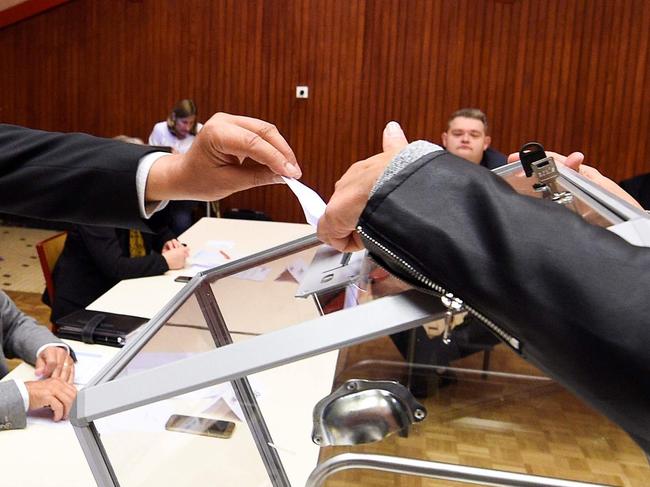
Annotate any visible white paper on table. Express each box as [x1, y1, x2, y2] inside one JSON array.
[[206, 240, 236, 250], [233, 266, 271, 281], [26, 349, 115, 427], [188, 249, 229, 268], [93, 383, 247, 434], [286, 258, 307, 282], [116, 352, 263, 422], [282, 177, 326, 226], [218, 377, 264, 422], [188, 240, 238, 269], [73, 349, 115, 385]]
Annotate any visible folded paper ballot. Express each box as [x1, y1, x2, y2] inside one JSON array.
[[282, 176, 326, 226]]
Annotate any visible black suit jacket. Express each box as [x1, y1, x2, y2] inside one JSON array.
[[49, 211, 176, 322], [0, 124, 168, 230]]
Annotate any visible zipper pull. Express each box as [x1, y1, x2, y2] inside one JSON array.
[[440, 293, 464, 345]]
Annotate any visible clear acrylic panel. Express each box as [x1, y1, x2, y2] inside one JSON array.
[[75, 236, 649, 486], [497, 162, 619, 228]]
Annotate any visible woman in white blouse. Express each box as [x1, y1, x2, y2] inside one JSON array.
[[149, 99, 203, 233]]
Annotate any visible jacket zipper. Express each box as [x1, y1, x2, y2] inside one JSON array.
[[357, 225, 521, 352]]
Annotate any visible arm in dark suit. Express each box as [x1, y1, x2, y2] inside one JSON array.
[[77, 226, 169, 281], [50, 225, 171, 322], [147, 207, 178, 250], [0, 124, 166, 229]]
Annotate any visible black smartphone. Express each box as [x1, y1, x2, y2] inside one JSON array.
[[165, 414, 235, 439], [174, 275, 192, 283]]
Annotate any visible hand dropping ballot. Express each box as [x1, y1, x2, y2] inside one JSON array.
[[282, 176, 326, 226]]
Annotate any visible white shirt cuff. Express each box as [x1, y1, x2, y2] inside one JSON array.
[[137, 152, 171, 218], [12, 379, 29, 412]]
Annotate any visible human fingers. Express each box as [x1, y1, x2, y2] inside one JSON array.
[[196, 163, 284, 200], [318, 152, 393, 251], [55, 382, 76, 420], [202, 113, 301, 178], [163, 247, 188, 269], [34, 355, 45, 377], [47, 381, 76, 421], [26, 379, 77, 420], [65, 363, 75, 384], [163, 239, 181, 251], [382, 121, 408, 152], [578, 164, 643, 209], [36, 347, 65, 378], [561, 151, 585, 172]]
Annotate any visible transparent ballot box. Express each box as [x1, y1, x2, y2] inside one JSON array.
[[71, 158, 650, 487]]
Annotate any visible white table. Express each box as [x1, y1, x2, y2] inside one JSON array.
[[2, 218, 339, 487]]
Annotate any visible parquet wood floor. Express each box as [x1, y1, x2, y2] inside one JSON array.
[[319, 337, 650, 486]]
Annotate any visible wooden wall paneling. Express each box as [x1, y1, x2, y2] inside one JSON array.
[[1, 0, 649, 223], [504, 0, 529, 153], [622, 0, 650, 179]]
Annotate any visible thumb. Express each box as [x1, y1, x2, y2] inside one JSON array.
[[563, 151, 585, 172], [382, 121, 408, 153], [34, 355, 45, 376]]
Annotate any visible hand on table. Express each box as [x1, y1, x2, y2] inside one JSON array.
[[163, 245, 190, 269], [34, 346, 74, 384], [25, 378, 77, 421], [146, 112, 303, 203], [163, 238, 184, 251], [317, 121, 407, 252]]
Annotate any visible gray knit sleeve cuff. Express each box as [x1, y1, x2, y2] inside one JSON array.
[[370, 141, 443, 196]]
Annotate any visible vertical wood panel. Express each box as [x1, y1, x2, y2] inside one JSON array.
[[1, 0, 649, 222]]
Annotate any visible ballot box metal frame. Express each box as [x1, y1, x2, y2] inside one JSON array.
[[70, 161, 646, 487]]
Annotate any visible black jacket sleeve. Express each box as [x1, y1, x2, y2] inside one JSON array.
[[0, 124, 167, 230], [78, 226, 169, 281], [358, 150, 650, 453]]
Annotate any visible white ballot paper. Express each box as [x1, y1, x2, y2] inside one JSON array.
[[282, 176, 326, 226]]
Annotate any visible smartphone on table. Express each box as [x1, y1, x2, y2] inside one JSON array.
[[165, 414, 235, 439]]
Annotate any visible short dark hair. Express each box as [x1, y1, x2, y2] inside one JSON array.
[[167, 99, 199, 136], [447, 108, 489, 134]]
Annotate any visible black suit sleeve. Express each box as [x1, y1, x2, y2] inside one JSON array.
[[359, 150, 650, 453], [0, 124, 168, 229], [147, 208, 177, 250], [77, 226, 169, 281]]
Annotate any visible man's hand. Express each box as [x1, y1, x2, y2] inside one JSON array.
[[508, 151, 643, 209], [163, 246, 189, 269], [162, 239, 183, 251], [25, 378, 77, 421], [317, 121, 408, 252], [34, 346, 74, 384], [146, 113, 302, 202]]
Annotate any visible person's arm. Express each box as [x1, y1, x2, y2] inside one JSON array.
[[318, 126, 650, 453], [77, 226, 170, 280], [148, 208, 178, 249], [145, 112, 301, 202], [0, 291, 75, 429], [0, 124, 162, 229], [506, 150, 643, 209], [1, 113, 301, 229], [1, 291, 63, 365]]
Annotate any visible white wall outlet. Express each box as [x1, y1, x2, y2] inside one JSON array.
[[296, 86, 309, 99]]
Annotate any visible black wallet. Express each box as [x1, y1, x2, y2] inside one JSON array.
[[56, 310, 147, 347]]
